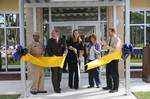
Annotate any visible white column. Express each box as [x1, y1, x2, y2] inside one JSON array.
[[125, 0, 131, 95], [4, 14, 8, 72], [98, 6, 100, 21], [113, 5, 117, 30], [19, 0, 26, 97], [33, 7, 37, 32], [49, 8, 52, 38], [144, 11, 146, 46]]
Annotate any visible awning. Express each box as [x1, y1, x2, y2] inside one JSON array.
[[25, 0, 124, 3], [24, 0, 124, 7]]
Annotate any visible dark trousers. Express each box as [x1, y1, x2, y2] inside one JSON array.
[[68, 61, 79, 89], [0, 63, 1, 71], [106, 60, 119, 90], [51, 67, 62, 92], [88, 60, 100, 87], [0, 53, 2, 71], [63, 58, 68, 72]]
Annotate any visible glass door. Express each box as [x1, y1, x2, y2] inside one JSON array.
[[51, 23, 74, 39], [75, 23, 99, 71], [75, 23, 99, 41], [50, 22, 99, 72]]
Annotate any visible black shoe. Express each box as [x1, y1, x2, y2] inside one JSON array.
[[74, 87, 79, 90], [38, 90, 47, 93], [109, 89, 118, 93], [102, 87, 111, 90], [63, 70, 67, 73], [30, 91, 38, 95], [87, 86, 94, 88], [69, 86, 73, 89], [55, 90, 61, 93], [96, 85, 100, 88]]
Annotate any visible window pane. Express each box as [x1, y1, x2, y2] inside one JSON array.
[[24, 13, 27, 26], [6, 28, 20, 70], [6, 14, 19, 27], [51, 7, 98, 21], [100, 7, 107, 21], [54, 26, 72, 41], [130, 26, 144, 63], [130, 11, 144, 24], [146, 25, 150, 46], [43, 24, 49, 46], [43, 8, 49, 23], [100, 22, 107, 40], [146, 11, 150, 24], [78, 26, 96, 36], [0, 29, 5, 71], [130, 26, 144, 47], [0, 14, 5, 27]]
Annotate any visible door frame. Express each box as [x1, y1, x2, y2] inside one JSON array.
[[50, 21, 100, 40]]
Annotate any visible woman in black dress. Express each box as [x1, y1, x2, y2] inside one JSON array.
[[67, 29, 84, 89]]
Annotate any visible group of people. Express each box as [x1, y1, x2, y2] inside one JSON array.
[[28, 28, 122, 95]]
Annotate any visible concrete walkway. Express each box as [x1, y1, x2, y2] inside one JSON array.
[[1, 73, 149, 99]]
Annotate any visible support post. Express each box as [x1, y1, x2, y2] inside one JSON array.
[[125, 0, 131, 95], [19, 0, 26, 97]]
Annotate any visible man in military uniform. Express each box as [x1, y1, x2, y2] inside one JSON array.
[[103, 28, 122, 93], [28, 32, 47, 95]]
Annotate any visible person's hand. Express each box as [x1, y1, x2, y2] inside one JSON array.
[[63, 50, 68, 56], [79, 50, 84, 57], [69, 46, 73, 50], [94, 48, 100, 54], [69, 46, 77, 54], [73, 48, 77, 54], [102, 41, 108, 49]]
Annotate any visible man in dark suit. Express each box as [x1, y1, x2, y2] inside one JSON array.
[[102, 28, 122, 93], [46, 29, 66, 93]]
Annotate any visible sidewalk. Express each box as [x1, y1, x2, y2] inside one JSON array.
[[0, 73, 149, 99]]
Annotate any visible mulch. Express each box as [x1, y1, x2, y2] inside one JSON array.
[[0, 74, 21, 80]]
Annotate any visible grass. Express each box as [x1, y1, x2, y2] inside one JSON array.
[[133, 92, 150, 99], [2, 61, 20, 65], [0, 95, 20, 99], [131, 59, 142, 63]]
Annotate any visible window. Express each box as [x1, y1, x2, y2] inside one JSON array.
[[100, 7, 107, 21], [0, 29, 5, 68], [0, 13, 21, 72], [146, 11, 150, 24], [43, 8, 49, 23], [5, 14, 19, 27], [6, 28, 20, 69], [100, 22, 107, 40], [130, 26, 144, 47], [146, 25, 150, 45], [0, 14, 5, 27], [130, 11, 144, 24], [130, 26, 144, 63], [51, 7, 98, 21], [43, 24, 49, 46], [130, 10, 150, 64]]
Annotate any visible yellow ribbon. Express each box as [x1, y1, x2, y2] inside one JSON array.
[[21, 53, 66, 68], [21, 50, 130, 70], [85, 50, 123, 70]]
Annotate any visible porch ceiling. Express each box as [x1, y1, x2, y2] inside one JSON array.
[[25, 0, 124, 3], [24, 0, 124, 7]]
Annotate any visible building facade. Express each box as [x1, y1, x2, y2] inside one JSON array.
[[0, 0, 150, 77]]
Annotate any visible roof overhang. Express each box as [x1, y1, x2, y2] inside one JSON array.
[[24, 0, 125, 8]]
